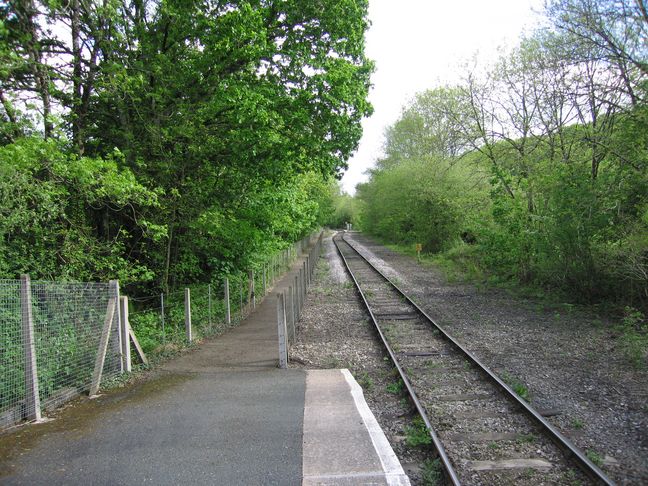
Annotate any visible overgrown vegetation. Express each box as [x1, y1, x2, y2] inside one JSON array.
[[356, 1, 647, 320], [0, 1, 372, 294], [616, 307, 648, 368]]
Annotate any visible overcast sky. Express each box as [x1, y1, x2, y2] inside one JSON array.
[[341, 0, 545, 194]]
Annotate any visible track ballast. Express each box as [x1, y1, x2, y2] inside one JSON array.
[[333, 232, 613, 486]]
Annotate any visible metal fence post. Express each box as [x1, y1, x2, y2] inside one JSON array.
[[262, 266, 267, 295], [113, 280, 123, 373], [276, 293, 288, 369], [298, 269, 303, 319], [224, 278, 231, 325], [160, 293, 166, 344], [302, 261, 307, 292], [294, 275, 299, 321], [185, 288, 192, 342], [208, 284, 212, 330], [119, 296, 132, 372], [306, 256, 311, 286], [239, 281, 244, 320], [249, 270, 255, 309], [20, 274, 41, 421], [288, 285, 295, 342]]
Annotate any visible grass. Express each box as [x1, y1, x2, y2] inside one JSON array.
[[420, 458, 443, 485], [404, 417, 432, 448], [386, 379, 404, 395], [563, 469, 583, 486], [516, 433, 537, 444], [616, 307, 648, 369], [586, 449, 604, 467], [426, 360, 442, 369], [571, 418, 585, 430], [355, 371, 374, 392], [521, 468, 536, 480], [501, 371, 530, 402]]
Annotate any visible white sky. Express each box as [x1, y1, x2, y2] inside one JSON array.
[[341, 0, 545, 194]]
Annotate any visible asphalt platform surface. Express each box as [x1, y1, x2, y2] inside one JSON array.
[[0, 263, 307, 485]]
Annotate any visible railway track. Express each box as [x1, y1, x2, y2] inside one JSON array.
[[333, 232, 614, 486]]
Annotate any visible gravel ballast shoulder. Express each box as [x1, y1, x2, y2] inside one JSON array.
[[291, 234, 437, 484], [345, 232, 648, 485]]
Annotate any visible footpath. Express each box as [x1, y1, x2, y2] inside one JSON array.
[[0, 245, 409, 485]]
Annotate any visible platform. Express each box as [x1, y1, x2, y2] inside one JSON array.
[[303, 369, 411, 485], [0, 250, 409, 485]]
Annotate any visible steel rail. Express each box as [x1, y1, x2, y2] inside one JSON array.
[[335, 232, 615, 486], [333, 233, 462, 486]]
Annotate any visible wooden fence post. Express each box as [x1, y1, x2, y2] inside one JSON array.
[[224, 278, 231, 325], [20, 274, 41, 421], [90, 280, 118, 397], [119, 296, 132, 372], [185, 288, 192, 342], [276, 293, 288, 369]]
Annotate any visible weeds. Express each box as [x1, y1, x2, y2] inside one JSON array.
[[586, 449, 604, 467], [386, 379, 404, 394], [426, 360, 441, 369], [521, 468, 536, 480], [404, 417, 432, 447], [617, 307, 647, 369], [356, 371, 374, 392], [501, 371, 530, 401], [516, 433, 537, 444], [571, 418, 585, 430], [563, 469, 583, 486], [420, 458, 443, 485]]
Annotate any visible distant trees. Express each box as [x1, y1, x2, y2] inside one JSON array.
[[0, 1, 373, 290], [358, 1, 647, 307]]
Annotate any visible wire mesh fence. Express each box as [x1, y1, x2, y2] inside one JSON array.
[[127, 230, 322, 358], [0, 230, 321, 429], [277, 231, 324, 368], [0, 278, 120, 428]]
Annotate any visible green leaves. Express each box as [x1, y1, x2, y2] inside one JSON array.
[[0, 137, 159, 281], [0, 1, 372, 293]]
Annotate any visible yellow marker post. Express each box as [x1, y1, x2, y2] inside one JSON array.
[[415, 243, 422, 261]]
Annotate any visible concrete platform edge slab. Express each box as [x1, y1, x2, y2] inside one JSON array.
[[302, 369, 411, 486]]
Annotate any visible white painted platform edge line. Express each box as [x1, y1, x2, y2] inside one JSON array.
[[340, 369, 411, 486]]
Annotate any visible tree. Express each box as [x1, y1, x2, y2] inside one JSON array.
[[546, 0, 648, 105], [0, 0, 373, 293], [380, 87, 471, 169]]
